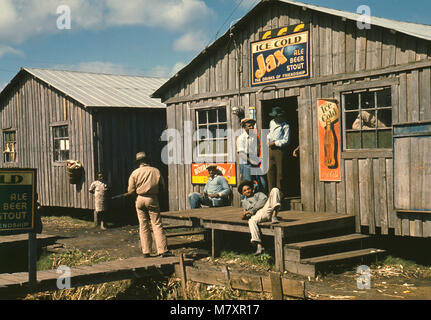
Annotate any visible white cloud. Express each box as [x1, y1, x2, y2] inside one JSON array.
[[173, 30, 209, 52], [0, 45, 24, 58], [0, 0, 214, 44], [0, 81, 8, 92], [237, 0, 259, 10], [147, 61, 187, 77]]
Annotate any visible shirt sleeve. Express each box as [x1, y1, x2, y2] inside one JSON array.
[[236, 134, 246, 154], [89, 182, 95, 193], [218, 176, 231, 196], [248, 192, 268, 215], [127, 173, 136, 194], [275, 123, 290, 147]]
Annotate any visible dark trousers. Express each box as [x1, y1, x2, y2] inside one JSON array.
[[267, 148, 285, 192]]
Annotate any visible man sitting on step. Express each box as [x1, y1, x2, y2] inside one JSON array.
[[238, 180, 281, 255]]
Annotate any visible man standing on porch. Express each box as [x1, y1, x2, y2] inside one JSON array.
[[267, 106, 290, 194], [237, 118, 267, 194]]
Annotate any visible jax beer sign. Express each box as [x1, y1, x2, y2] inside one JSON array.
[[0, 169, 36, 234], [250, 29, 310, 86]]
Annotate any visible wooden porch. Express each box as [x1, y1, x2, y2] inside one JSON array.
[[161, 207, 385, 277]]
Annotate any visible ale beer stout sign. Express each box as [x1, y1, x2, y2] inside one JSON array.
[[0, 169, 36, 233], [318, 99, 341, 182], [250, 28, 310, 86]]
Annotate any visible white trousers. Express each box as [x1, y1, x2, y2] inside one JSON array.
[[248, 188, 281, 243]]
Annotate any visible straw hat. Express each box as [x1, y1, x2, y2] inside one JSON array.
[[238, 180, 254, 194], [240, 118, 256, 127], [135, 152, 148, 163]]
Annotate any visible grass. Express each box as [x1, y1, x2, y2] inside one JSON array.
[[41, 216, 94, 230], [220, 251, 274, 269]]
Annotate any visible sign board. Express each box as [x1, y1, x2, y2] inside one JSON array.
[[0, 169, 36, 234], [191, 163, 236, 186], [258, 23, 309, 40], [317, 99, 341, 181], [250, 29, 310, 87]]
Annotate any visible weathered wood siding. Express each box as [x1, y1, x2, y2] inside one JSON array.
[[159, 2, 431, 237], [0, 74, 95, 209], [93, 108, 168, 210]]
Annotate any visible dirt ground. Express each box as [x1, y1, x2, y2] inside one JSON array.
[[40, 215, 431, 300]]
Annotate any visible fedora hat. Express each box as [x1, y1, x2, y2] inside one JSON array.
[[135, 152, 148, 162], [240, 118, 256, 127], [269, 106, 284, 117], [238, 180, 254, 194]]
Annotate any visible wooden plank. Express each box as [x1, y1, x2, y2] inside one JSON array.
[[358, 159, 369, 228], [269, 272, 283, 300], [312, 85, 325, 212], [274, 227, 284, 272], [411, 70, 420, 122], [345, 21, 356, 74]]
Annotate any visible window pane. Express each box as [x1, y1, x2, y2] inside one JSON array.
[[218, 109, 227, 122], [208, 109, 217, 123], [377, 88, 391, 108], [198, 110, 206, 124], [218, 124, 228, 138], [345, 93, 359, 111], [361, 91, 375, 109], [378, 130, 392, 148], [209, 125, 217, 138], [346, 132, 361, 149], [377, 109, 392, 128], [346, 111, 359, 130], [362, 131, 376, 148]]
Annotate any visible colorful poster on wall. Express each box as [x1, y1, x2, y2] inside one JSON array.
[[250, 29, 310, 87], [318, 99, 341, 182], [191, 163, 236, 186]]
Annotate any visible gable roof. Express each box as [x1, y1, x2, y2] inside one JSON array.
[[152, 0, 431, 99], [0, 67, 168, 109]]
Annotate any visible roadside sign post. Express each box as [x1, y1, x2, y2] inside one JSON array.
[[0, 168, 37, 284]]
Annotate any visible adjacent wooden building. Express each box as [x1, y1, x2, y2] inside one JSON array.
[[0, 68, 167, 211], [152, 0, 431, 238]]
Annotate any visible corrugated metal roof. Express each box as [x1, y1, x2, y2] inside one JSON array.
[[24, 68, 167, 108], [280, 0, 431, 41]]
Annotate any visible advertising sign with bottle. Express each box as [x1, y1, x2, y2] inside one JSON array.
[[318, 99, 341, 181], [191, 163, 236, 186]]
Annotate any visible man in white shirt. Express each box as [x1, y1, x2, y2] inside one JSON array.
[[267, 107, 290, 196], [236, 118, 266, 193]]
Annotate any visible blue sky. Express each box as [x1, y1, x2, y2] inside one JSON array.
[[0, 0, 430, 90]]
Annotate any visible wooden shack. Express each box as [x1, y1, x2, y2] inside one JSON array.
[[152, 0, 431, 238], [0, 68, 167, 212]]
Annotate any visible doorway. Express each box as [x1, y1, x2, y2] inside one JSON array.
[[261, 97, 301, 198]]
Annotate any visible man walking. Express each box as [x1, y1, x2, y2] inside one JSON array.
[[124, 152, 172, 258], [267, 106, 290, 193], [237, 118, 266, 193]]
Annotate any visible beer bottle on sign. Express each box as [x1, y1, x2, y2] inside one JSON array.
[[324, 120, 336, 167]]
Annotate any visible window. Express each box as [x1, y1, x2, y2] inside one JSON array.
[[53, 125, 69, 162], [3, 131, 17, 163], [196, 108, 228, 157], [342, 87, 392, 149]]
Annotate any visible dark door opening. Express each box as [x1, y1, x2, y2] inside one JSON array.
[[262, 97, 301, 198]]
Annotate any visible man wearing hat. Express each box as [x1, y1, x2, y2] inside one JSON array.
[[188, 165, 231, 209], [267, 106, 290, 195], [237, 118, 267, 193], [123, 152, 172, 258], [238, 180, 281, 255]]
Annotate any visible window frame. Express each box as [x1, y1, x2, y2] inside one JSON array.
[[334, 78, 398, 154], [3, 129, 18, 163], [193, 106, 229, 161], [51, 123, 70, 163]]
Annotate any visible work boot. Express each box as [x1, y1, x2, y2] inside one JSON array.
[[159, 251, 174, 258]]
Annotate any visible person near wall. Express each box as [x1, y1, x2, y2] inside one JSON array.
[[267, 106, 290, 194], [123, 152, 172, 258], [237, 118, 267, 194], [188, 165, 231, 209], [238, 180, 281, 255], [352, 110, 387, 130], [89, 172, 110, 230]]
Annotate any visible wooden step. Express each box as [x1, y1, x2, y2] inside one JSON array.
[[285, 248, 386, 278], [285, 234, 370, 261], [165, 230, 206, 238]]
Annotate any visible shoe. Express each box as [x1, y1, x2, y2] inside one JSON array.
[[142, 253, 150, 258], [253, 247, 265, 256], [159, 251, 174, 258], [271, 216, 280, 224]]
